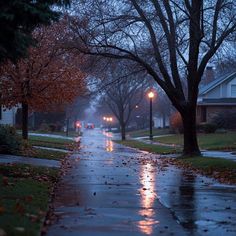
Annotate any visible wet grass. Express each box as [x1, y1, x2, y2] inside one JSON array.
[[0, 164, 59, 236], [175, 156, 236, 184], [29, 135, 74, 150], [115, 140, 180, 154], [154, 132, 236, 150], [179, 156, 236, 169], [28, 148, 67, 161], [127, 128, 170, 138], [29, 130, 81, 137]]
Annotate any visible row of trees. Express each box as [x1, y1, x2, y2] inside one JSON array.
[[96, 62, 149, 140], [95, 66, 172, 140], [2, 1, 236, 156], [66, 0, 236, 156]]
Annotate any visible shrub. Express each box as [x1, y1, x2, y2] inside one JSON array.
[[215, 128, 227, 134], [198, 122, 217, 133], [49, 124, 56, 132], [211, 110, 236, 129], [170, 112, 183, 134], [20, 139, 35, 156], [0, 125, 21, 154], [38, 122, 50, 132]]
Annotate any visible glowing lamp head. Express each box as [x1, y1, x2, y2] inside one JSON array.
[[103, 116, 106, 121], [148, 91, 154, 99]]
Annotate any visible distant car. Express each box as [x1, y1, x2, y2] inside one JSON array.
[[85, 123, 95, 129]]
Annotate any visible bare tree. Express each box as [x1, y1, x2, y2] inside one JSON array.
[[99, 63, 147, 140], [67, 0, 236, 156]]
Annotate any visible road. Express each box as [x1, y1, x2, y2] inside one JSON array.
[[46, 129, 236, 236]]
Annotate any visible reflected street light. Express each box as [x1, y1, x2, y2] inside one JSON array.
[[148, 91, 155, 140]]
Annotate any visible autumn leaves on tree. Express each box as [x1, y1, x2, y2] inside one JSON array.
[[0, 20, 87, 139]]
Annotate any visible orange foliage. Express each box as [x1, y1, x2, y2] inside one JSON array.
[[0, 19, 86, 111], [170, 112, 183, 133]]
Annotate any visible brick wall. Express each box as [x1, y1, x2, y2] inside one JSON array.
[[197, 105, 236, 123]]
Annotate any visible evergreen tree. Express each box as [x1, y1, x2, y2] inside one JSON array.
[[0, 0, 70, 63]]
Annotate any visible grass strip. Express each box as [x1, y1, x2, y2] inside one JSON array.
[[0, 164, 59, 236], [154, 132, 236, 150], [127, 128, 170, 138], [174, 156, 236, 184], [114, 140, 180, 154], [29, 130, 81, 137], [29, 135, 74, 151], [28, 148, 67, 161]]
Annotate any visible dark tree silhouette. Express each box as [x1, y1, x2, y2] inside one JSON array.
[[99, 64, 147, 140], [0, 0, 70, 63], [68, 0, 236, 156]]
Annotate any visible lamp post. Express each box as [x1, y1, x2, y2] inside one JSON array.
[[103, 116, 107, 130], [108, 117, 113, 131], [148, 91, 154, 140]]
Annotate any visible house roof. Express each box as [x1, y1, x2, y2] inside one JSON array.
[[198, 98, 236, 106], [199, 71, 236, 95]]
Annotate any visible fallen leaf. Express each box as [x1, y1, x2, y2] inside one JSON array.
[[2, 177, 8, 186], [0, 207, 5, 214]]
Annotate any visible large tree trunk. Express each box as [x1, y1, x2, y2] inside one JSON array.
[[22, 102, 29, 140], [181, 107, 201, 156]]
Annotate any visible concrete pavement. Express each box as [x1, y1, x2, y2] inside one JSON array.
[[46, 129, 236, 236]]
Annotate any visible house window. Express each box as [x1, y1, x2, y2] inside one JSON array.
[[231, 84, 236, 97]]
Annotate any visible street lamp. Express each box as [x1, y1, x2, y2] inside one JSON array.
[[103, 116, 113, 131], [108, 117, 113, 130], [148, 91, 155, 140]]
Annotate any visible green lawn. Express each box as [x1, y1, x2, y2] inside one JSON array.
[[175, 156, 236, 183], [154, 132, 236, 150], [115, 140, 180, 154], [28, 148, 67, 161], [29, 130, 81, 137], [127, 128, 170, 138], [29, 135, 74, 150], [0, 164, 59, 236], [1, 134, 72, 161]]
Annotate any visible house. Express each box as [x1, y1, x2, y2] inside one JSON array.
[[0, 105, 17, 126], [153, 115, 170, 128], [197, 71, 236, 123]]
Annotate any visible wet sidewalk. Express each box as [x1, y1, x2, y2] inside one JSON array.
[[46, 130, 236, 236]]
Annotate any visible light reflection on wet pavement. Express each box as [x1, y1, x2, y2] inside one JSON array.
[[46, 129, 236, 236]]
